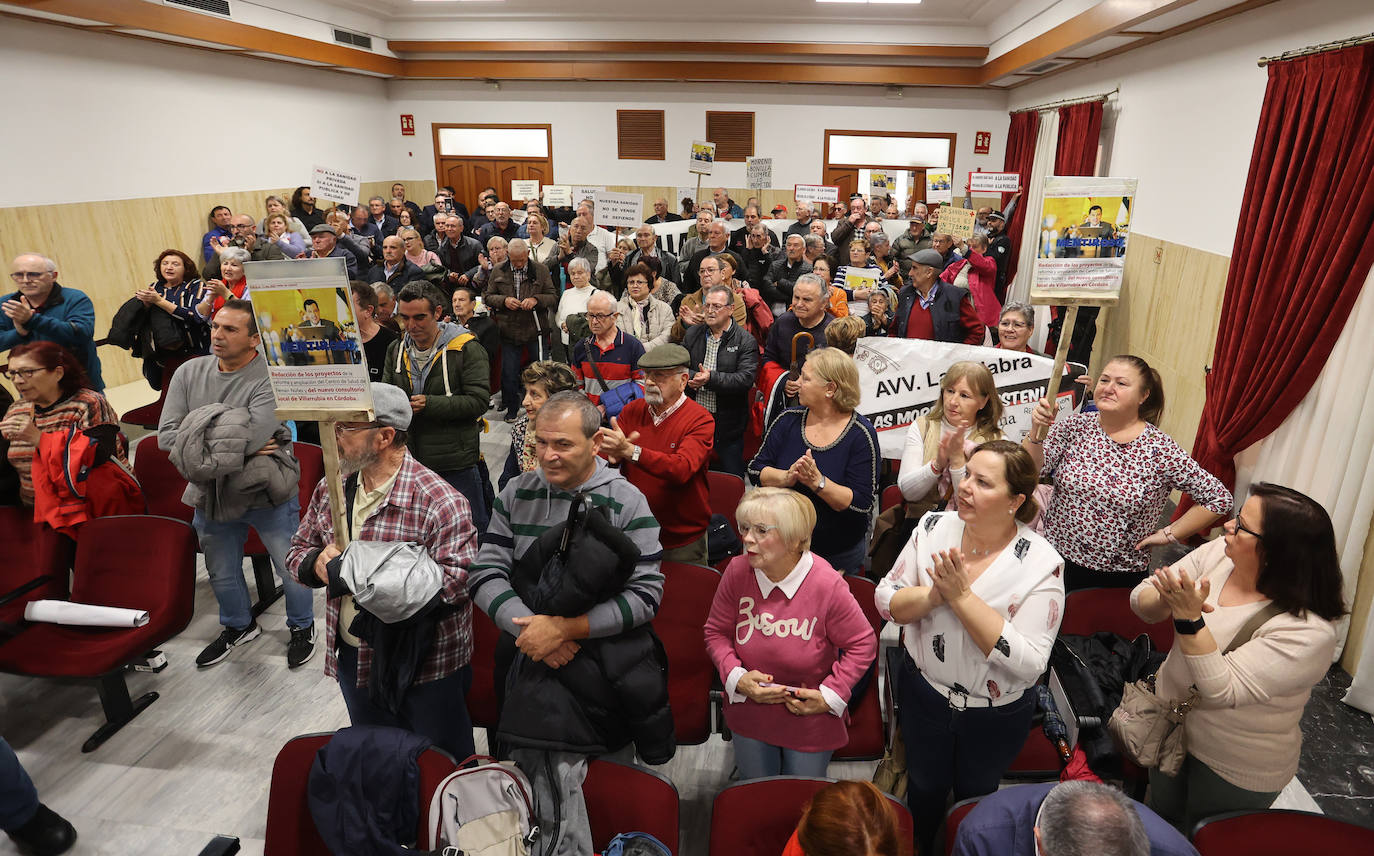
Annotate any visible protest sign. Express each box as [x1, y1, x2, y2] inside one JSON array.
[[794, 184, 841, 205], [689, 140, 716, 175], [511, 180, 540, 200], [675, 186, 698, 208], [244, 258, 372, 416], [573, 186, 606, 205], [939, 206, 977, 242], [543, 185, 573, 207], [311, 165, 361, 207], [925, 169, 953, 204], [1032, 176, 1138, 302], [593, 191, 644, 228], [843, 267, 880, 296], [746, 157, 773, 190], [853, 338, 1084, 459], [969, 171, 1021, 194]]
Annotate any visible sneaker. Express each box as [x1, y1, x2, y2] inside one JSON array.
[[287, 623, 317, 669], [504, 412, 521, 424], [195, 621, 261, 668]]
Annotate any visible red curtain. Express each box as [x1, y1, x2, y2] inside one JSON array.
[[1001, 110, 1039, 287], [1055, 101, 1104, 176], [1180, 44, 1374, 515]]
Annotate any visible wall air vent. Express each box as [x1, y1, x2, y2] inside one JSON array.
[[1025, 59, 1073, 74], [164, 0, 232, 18], [334, 29, 373, 50]]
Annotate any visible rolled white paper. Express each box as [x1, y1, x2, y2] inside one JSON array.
[[24, 600, 150, 628]]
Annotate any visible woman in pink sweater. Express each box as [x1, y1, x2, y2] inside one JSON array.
[[704, 487, 877, 779]]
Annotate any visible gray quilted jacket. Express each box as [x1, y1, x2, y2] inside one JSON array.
[[169, 402, 299, 521]]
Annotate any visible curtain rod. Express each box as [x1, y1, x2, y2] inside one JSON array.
[[1259, 31, 1374, 67], [1010, 87, 1118, 115]]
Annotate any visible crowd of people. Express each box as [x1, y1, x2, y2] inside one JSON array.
[[0, 181, 1348, 856]]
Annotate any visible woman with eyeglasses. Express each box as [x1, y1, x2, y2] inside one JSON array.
[[0, 342, 125, 507], [398, 227, 440, 270], [1130, 483, 1344, 832], [1024, 354, 1233, 591], [995, 302, 1038, 354], [704, 487, 877, 780]]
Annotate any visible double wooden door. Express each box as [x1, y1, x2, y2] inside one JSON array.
[[438, 158, 553, 213]]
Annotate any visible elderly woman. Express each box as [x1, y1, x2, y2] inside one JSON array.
[[877, 440, 1064, 856], [131, 249, 211, 387], [1131, 483, 1345, 831], [198, 246, 250, 317], [864, 287, 894, 337], [749, 347, 880, 574], [616, 261, 674, 350], [704, 488, 877, 779], [499, 360, 580, 489], [524, 211, 560, 284], [555, 256, 597, 361], [260, 194, 309, 243], [899, 361, 1004, 519], [1025, 354, 1233, 590], [996, 302, 1038, 354], [399, 226, 440, 269], [1, 342, 126, 507], [264, 212, 306, 259], [831, 240, 880, 314], [782, 781, 902, 856]]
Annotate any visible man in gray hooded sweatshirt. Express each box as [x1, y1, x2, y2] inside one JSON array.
[[381, 282, 491, 530]]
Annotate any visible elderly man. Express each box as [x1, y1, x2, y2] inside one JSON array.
[[366, 196, 400, 238], [573, 200, 615, 268], [204, 214, 285, 279], [626, 223, 680, 285], [893, 249, 982, 344], [470, 237, 509, 291], [477, 201, 520, 244], [598, 343, 714, 565], [350, 282, 397, 383], [712, 187, 743, 219], [432, 214, 483, 292], [645, 198, 681, 224], [371, 282, 399, 330], [729, 205, 763, 255], [470, 391, 668, 856], [952, 781, 1195, 856], [381, 282, 491, 529], [159, 299, 316, 668], [893, 213, 934, 267], [287, 382, 479, 760], [786, 202, 817, 240], [682, 283, 758, 478], [351, 205, 382, 255], [1, 254, 103, 391], [762, 274, 832, 398], [684, 220, 732, 294], [931, 232, 963, 272], [304, 223, 360, 279], [807, 220, 836, 258], [485, 237, 558, 422], [570, 290, 644, 410], [738, 222, 778, 291], [670, 254, 747, 343], [368, 235, 425, 289], [558, 219, 602, 281]]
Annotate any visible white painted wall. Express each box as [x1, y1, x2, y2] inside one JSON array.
[[0, 18, 393, 207], [386, 80, 1009, 194], [1007, 0, 1374, 256]]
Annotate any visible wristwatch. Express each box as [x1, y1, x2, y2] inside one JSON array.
[[816, 474, 827, 492], [631, 445, 642, 463], [1173, 616, 1205, 635]]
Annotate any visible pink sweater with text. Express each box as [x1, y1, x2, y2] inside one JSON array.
[[704, 554, 877, 752]]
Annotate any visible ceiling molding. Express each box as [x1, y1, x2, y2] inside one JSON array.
[[387, 40, 988, 61]]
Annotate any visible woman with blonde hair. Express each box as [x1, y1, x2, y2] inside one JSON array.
[[399, 226, 440, 269], [898, 361, 1004, 519]]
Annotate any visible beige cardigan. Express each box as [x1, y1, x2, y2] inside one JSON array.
[[1130, 537, 1337, 791]]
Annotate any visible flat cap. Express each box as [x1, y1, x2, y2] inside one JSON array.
[[911, 249, 945, 269], [369, 382, 412, 431], [638, 343, 692, 371], [309, 224, 336, 235]]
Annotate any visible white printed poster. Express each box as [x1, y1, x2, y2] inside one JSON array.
[[925, 169, 953, 204], [310, 165, 361, 207], [511, 180, 540, 201], [689, 140, 716, 175], [243, 258, 373, 415], [794, 184, 841, 205], [969, 172, 1021, 194], [592, 191, 644, 228], [853, 338, 1084, 459], [746, 157, 773, 190], [1032, 176, 1137, 302], [573, 186, 606, 206], [543, 185, 573, 207]]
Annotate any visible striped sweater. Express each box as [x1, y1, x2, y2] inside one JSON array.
[[469, 459, 664, 638]]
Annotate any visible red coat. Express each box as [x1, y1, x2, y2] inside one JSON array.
[[941, 250, 1001, 328], [32, 425, 144, 537]]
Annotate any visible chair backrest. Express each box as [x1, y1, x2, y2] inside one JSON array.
[[585, 759, 680, 855], [834, 575, 884, 761], [467, 605, 502, 729], [653, 561, 721, 745], [709, 777, 913, 856], [71, 515, 197, 635], [1191, 809, 1374, 856], [880, 484, 903, 513], [263, 732, 459, 856], [706, 471, 746, 539], [944, 797, 981, 856], [0, 506, 73, 622], [293, 442, 325, 510], [1062, 587, 1173, 651], [131, 434, 194, 525]]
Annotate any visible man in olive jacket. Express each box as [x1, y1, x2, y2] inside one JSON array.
[[482, 238, 557, 422], [381, 282, 492, 529]]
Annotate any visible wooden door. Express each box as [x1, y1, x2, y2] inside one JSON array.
[[438, 158, 554, 213], [823, 168, 859, 207]]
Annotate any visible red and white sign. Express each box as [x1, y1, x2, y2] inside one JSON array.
[[974, 131, 991, 154], [400, 114, 415, 136], [969, 171, 1021, 193], [794, 184, 840, 205]]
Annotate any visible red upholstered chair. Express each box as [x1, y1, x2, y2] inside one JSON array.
[[585, 759, 680, 855], [707, 471, 747, 570], [709, 777, 913, 856], [0, 514, 196, 752], [654, 561, 721, 745], [263, 732, 459, 856], [1004, 728, 1063, 780], [834, 574, 885, 761], [943, 797, 981, 856], [1061, 586, 1173, 652], [0, 506, 74, 624], [466, 604, 501, 730], [880, 484, 904, 513], [131, 434, 194, 527], [1191, 809, 1374, 856]]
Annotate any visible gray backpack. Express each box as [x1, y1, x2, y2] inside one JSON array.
[[426, 755, 540, 856]]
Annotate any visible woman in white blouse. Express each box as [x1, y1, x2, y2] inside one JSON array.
[[876, 440, 1064, 856], [525, 212, 561, 287], [897, 361, 1004, 520], [555, 256, 596, 362]]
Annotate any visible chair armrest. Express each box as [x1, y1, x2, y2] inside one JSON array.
[[0, 575, 55, 609]]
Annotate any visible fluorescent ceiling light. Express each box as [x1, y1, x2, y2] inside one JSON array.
[[817, 1, 922, 5]]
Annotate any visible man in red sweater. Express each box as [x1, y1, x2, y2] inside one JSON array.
[[597, 343, 715, 566]]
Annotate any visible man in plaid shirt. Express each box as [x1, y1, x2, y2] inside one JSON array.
[[288, 383, 478, 760]]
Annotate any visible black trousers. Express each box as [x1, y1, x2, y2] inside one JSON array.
[[1062, 558, 1147, 592], [897, 654, 1034, 856]]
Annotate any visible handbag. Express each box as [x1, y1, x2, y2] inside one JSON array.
[[583, 340, 644, 419], [1108, 601, 1284, 776]]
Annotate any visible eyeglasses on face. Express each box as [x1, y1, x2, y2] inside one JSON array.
[[335, 422, 382, 434], [586, 312, 616, 321], [9, 272, 48, 282], [999, 320, 1029, 329], [3, 367, 49, 381], [739, 523, 779, 539], [1233, 515, 1264, 539]]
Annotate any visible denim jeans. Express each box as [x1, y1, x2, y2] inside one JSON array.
[[193, 497, 314, 631], [0, 738, 38, 831], [731, 734, 832, 780], [336, 644, 476, 762], [435, 465, 491, 534]]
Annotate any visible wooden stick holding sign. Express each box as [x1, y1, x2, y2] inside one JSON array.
[[275, 409, 371, 549]]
